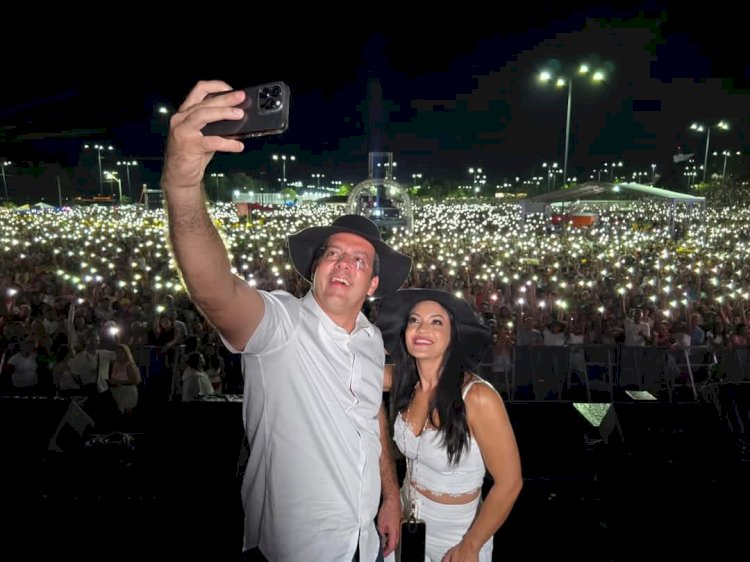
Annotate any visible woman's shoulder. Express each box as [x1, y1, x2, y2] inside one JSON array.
[[461, 374, 499, 401]]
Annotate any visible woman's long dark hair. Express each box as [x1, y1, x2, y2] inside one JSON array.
[[389, 307, 471, 465]]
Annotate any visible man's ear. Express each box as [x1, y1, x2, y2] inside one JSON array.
[[367, 275, 379, 297]]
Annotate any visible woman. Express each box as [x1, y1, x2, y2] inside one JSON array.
[[109, 344, 141, 414], [204, 343, 226, 395], [181, 351, 214, 402], [377, 289, 522, 562]]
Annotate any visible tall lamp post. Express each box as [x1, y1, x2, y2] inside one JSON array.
[[272, 154, 295, 189], [714, 150, 740, 188], [468, 167, 486, 194], [104, 171, 122, 200], [690, 120, 729, 183], [1, 160, 11, 200], [84, 144, 114, 195], [539, 62, 607, 189], [210, 172, 224, 201], [311, 173, 325, 189], [117, 160, 138, 200]]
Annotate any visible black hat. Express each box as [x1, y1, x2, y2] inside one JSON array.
[[375, 288, 492, 367], [288, 214, 412, 297]]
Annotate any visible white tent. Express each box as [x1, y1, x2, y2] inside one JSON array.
[[32, 201, 56, 210]]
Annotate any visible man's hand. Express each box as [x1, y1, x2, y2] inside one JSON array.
[[441, 540, 480, 562], [161, 80, 246, 193], [376, 494, 401, 558]]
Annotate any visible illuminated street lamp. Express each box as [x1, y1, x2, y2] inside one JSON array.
[[1, 160, 11, 200], [117, 160, 138, 200], [542, 162, 558, 191], [713, 149, 741, 188], [539, 61, 608, 188], [311, 173, 325, 189], [84, 144, 114, 195], [690, 120, 729, 183], [651, 163, 657, 182], [468, 167, 486, 194], [412, 173, 423, 192], [104, 170, 122, 200], [210, 172, 224, 201], [272, 154, 295, 189]]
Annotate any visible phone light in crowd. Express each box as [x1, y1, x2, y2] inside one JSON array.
[[597, 306, 605, 314], [538, 301, 546, 309], [156, 305, 165, 313], [77, 298, 84, 305], [490, 294, 498, 301], [7, 288, 17, 297], [108, 326, 120, 336], [454, 291, 463, 299]]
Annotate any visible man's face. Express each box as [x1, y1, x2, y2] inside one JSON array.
[[312, 232, 379, 314]]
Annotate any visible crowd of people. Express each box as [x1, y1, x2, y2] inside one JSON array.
[[1, 198, 748, 401]]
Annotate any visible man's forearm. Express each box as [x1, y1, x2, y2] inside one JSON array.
[[378, 405, 400, 500], [164, 185, 235, 312]]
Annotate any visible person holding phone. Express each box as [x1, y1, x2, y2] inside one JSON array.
[[161, 80, 411, 562], [377, 289, 523, 562]]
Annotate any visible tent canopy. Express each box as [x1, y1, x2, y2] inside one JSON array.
[[525, 181, 705, 205]]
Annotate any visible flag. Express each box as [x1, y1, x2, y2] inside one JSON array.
[[673, 152, 694, 164]]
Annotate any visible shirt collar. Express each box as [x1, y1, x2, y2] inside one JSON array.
[[303, 291, 374, 337]]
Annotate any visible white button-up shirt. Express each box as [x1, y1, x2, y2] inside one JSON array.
[[221, 290, 385, 562]]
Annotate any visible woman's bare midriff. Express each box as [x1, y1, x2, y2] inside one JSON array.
[[411, 482, 481, 505]]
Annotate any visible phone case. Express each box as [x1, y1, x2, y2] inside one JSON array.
[[397, 518, 426, 561], [201, 81, 290, 139]]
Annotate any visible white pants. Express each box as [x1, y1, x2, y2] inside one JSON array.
[[399, 482, 493, 562]]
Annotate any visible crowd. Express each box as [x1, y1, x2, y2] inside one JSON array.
[[1, 199, 748, 411]]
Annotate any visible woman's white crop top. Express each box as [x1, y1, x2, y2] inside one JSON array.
[[393, 379, 493, 495]]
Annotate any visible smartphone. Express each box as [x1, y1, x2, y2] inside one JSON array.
[[201, 81, 290, 139], [397, 519, 426, 561]]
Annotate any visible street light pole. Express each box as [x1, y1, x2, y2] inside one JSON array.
[[540, 63, 607, 190], [562, 79, 572, 191], [1, 161, 10, 200], [272, 154, 295, 189], [105, 171, 122, 200], [210, 173, 224, 201], [117, 160, 137, 200], [84, 144, 113, 195], [691, 121, 729, 183], [702, 126, 711, 184], [312, 173, 324, 189]]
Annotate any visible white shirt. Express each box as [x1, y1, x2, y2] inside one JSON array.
[[68, 349, 116, 391], [8, 352, 38, 387], [221, 290, 385, 562]]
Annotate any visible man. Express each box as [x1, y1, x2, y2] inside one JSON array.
[[161, 80, 411, 562]]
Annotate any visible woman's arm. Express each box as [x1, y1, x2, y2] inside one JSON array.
[[444, 383, 523, 561], [125, 363, 142, 386]]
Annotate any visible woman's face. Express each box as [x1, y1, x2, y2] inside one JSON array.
[[405, 300, 451, 361]]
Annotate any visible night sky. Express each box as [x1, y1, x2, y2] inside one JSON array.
[[1, 5, 748, 195]]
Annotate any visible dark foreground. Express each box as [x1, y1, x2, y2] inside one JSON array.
[[1, 390, 748, 562]]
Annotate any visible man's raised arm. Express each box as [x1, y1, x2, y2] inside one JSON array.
[[161, 80, 264, 351]]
